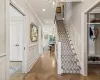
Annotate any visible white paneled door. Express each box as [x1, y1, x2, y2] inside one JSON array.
[[10, 22, 24, 61], [10, 5, 24, 61]]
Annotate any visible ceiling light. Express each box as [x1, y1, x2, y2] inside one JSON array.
[[53, 1, 55, 5], [43, 9, 46, 12]]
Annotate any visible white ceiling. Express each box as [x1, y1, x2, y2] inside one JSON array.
[[26, 0, 56, 25]]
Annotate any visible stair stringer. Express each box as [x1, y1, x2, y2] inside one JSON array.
[[66, 28, 82, 74], [64, 22, 81, 64], [66, 28, 81, 69]]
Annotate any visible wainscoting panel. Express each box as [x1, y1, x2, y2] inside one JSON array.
[[28, 44, 40, 71]]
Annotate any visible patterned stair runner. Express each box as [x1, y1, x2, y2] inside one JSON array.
[[56, 20, 81, 73]]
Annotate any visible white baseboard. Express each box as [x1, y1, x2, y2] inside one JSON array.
[[28, 54, 40, 72]]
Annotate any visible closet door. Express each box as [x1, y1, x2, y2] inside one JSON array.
[[10, 22, 24, 61], [10, 5, 24, 61]]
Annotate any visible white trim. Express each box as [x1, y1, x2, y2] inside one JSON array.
[[10, 0, 28, 16], [25, 0, 43, 26], [28, 43, 38, 48], [0, 53, 6, 57], [88, 54, 100, 57], [23, 16, 29, 74], [83, 1, 100, 14], [81, 12, 88, 76], [57, 42, 62, 74], [28, 55, 40, 72], [6, 0, 10, 80], [87, 23, 100, 25], [88, 61, 100, 64]]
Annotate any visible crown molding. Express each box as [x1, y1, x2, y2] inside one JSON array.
[[25, 0, 44, 26]]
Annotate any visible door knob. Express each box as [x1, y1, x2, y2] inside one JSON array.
[[15, 44, 18, 46], [14, 44, 19, 46]]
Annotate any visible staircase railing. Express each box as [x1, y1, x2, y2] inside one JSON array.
[[55, 22, 62, 74], [55, 41, 62, 74]]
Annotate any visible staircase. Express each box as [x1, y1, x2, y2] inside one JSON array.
[[56, 20, 81, 74]]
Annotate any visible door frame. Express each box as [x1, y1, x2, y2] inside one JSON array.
[[6, 0, 29, 80], [81, 1, 100, 76]]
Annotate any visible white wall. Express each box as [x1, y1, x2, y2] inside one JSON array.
[[0, 0, 6, 79], [0, 0, 6, 54], [64, 0, 100, 75], [64, 2, 81, 64]]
